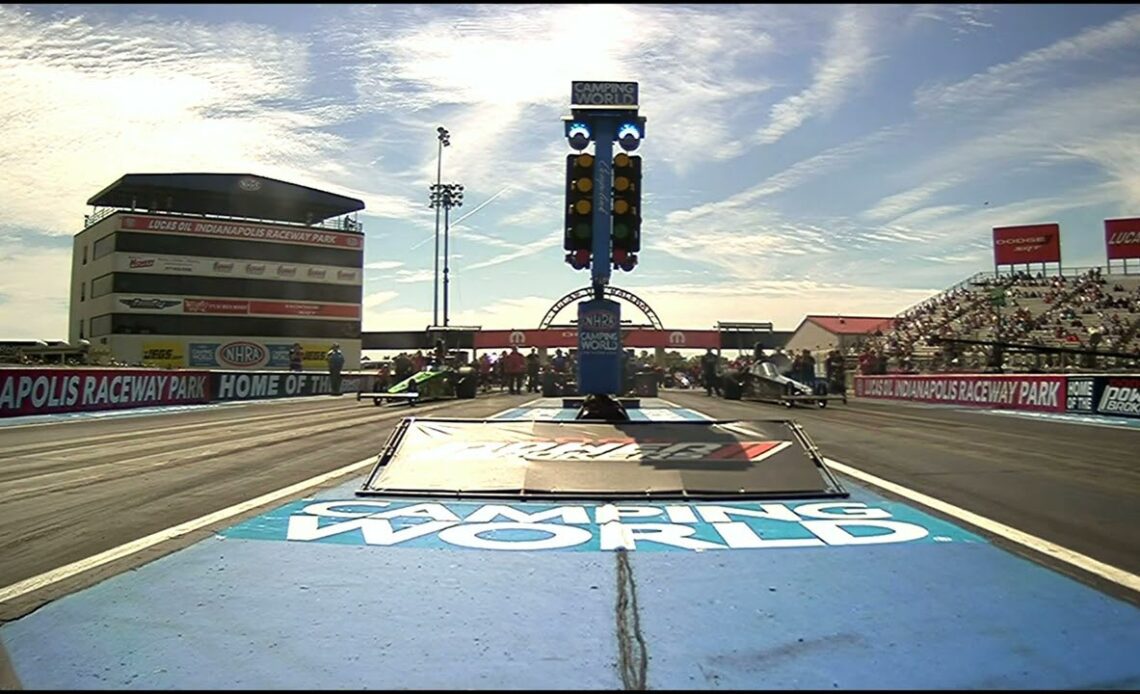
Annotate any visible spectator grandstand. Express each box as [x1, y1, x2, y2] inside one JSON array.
[[861, 267, 1140, 374]]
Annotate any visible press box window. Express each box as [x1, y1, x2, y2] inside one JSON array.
[[91, 273, 113, 298], [90, 314, 112, 337], [93, 234, 115, 260]]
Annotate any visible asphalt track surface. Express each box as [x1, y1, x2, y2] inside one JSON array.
[[0, 392, 533, 623], [0, 389, 1137, 688], [664, 390, 1140, 598]]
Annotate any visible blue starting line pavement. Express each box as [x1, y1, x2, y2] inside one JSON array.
[[3, 397, 1139, 689]]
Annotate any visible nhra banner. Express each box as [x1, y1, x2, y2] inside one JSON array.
[[992, 224, 1061, 265], [855, 374, 1066, 412], [210, 371, 368, 401], [119, 214, 363, 249], [0, 369, 210, 417], [189, 341, 333, 369], [1105, 217, 1140, 260]]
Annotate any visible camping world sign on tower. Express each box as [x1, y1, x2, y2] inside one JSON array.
[[571, 81, 639, 109]]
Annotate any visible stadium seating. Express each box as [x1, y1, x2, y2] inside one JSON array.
[[859, 268, 1140, 373]]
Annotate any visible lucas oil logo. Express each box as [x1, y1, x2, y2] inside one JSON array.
[[217, 341, 268, 368]]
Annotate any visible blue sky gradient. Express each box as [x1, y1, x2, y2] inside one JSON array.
[[1, 4, 1138, 338]]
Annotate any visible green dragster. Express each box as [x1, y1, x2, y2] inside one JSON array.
[[358, 364, 478, 406]]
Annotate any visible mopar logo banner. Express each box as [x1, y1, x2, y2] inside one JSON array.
[[210, 371, 366, 401], [577, 298, 621, 395]]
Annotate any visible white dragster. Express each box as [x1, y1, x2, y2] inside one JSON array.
[[722, 361, 847, 408]]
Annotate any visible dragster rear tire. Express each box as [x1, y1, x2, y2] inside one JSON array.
[[722, 381, 743, 401], [455, 376, 477, 400]]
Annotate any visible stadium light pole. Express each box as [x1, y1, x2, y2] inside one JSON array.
[[441, 183, 464, 327], [431, 126, 451, 327]]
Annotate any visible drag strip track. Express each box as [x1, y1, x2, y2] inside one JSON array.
[[664, 390, 1140, 589], [0, 394, 532, 620]]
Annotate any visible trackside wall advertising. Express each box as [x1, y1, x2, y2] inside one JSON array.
[[854, 375, 1067, 412], [209, 371, 368, 401], [1092, 376, 1140, 418], [0, 369, 210, 417]]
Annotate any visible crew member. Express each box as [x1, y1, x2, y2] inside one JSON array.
[[289, 343, 303, 372], [701, 348, 719, 396], [326, 343, 345, 395], [504, 346, 526, 395], [826, 350, 845, 394], [526, 348, 540, 393]]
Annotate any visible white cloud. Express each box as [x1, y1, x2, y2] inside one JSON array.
[[363, 290, 399, 309], [362, 280, 937, 338], [914, 10, 1140, 113], [756, 4, 878, 145], [862, 177, 965, 222], [907, 4, 996, 36], [394, 269, 436, 284], [364, 260, 404, 271], [365, 295, 553, 332], [0, 245, 72, 339], [463, 229, 561, 271]]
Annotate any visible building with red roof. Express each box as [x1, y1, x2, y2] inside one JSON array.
[[783, 315, 894, 354]]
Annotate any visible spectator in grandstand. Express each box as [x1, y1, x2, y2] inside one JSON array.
[[326, 343, 345, 395], [289, 343, 303, 372]]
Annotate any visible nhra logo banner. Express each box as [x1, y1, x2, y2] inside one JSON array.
[[0, 369, 210, 417], [855, 374, 1066, 412], [1105, 218, 1140, 261], [993, 223, 1061, 265]]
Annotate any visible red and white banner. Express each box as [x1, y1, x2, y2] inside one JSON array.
[[0, 369, 211, 417], [1105, 217, 1140, 261], [473, 328, 720, 350], [114, 296, 360, 319], [184, 298, 360, 318], [119, 214, 363, 249], [854, 374, 1066, 412], [992, 224, 1061, 265], [115, 254, 361, 284]]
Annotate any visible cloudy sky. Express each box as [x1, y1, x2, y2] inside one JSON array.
[[2, 3, 1139, 340]]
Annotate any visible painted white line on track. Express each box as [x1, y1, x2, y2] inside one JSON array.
[[488, 398, 543, 419], [0, 455, 379, 606], [822, 456, 1140, 594]]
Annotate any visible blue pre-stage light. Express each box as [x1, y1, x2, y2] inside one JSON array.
[[567, 122, 591, 151], [617, 122, 642, 152]]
